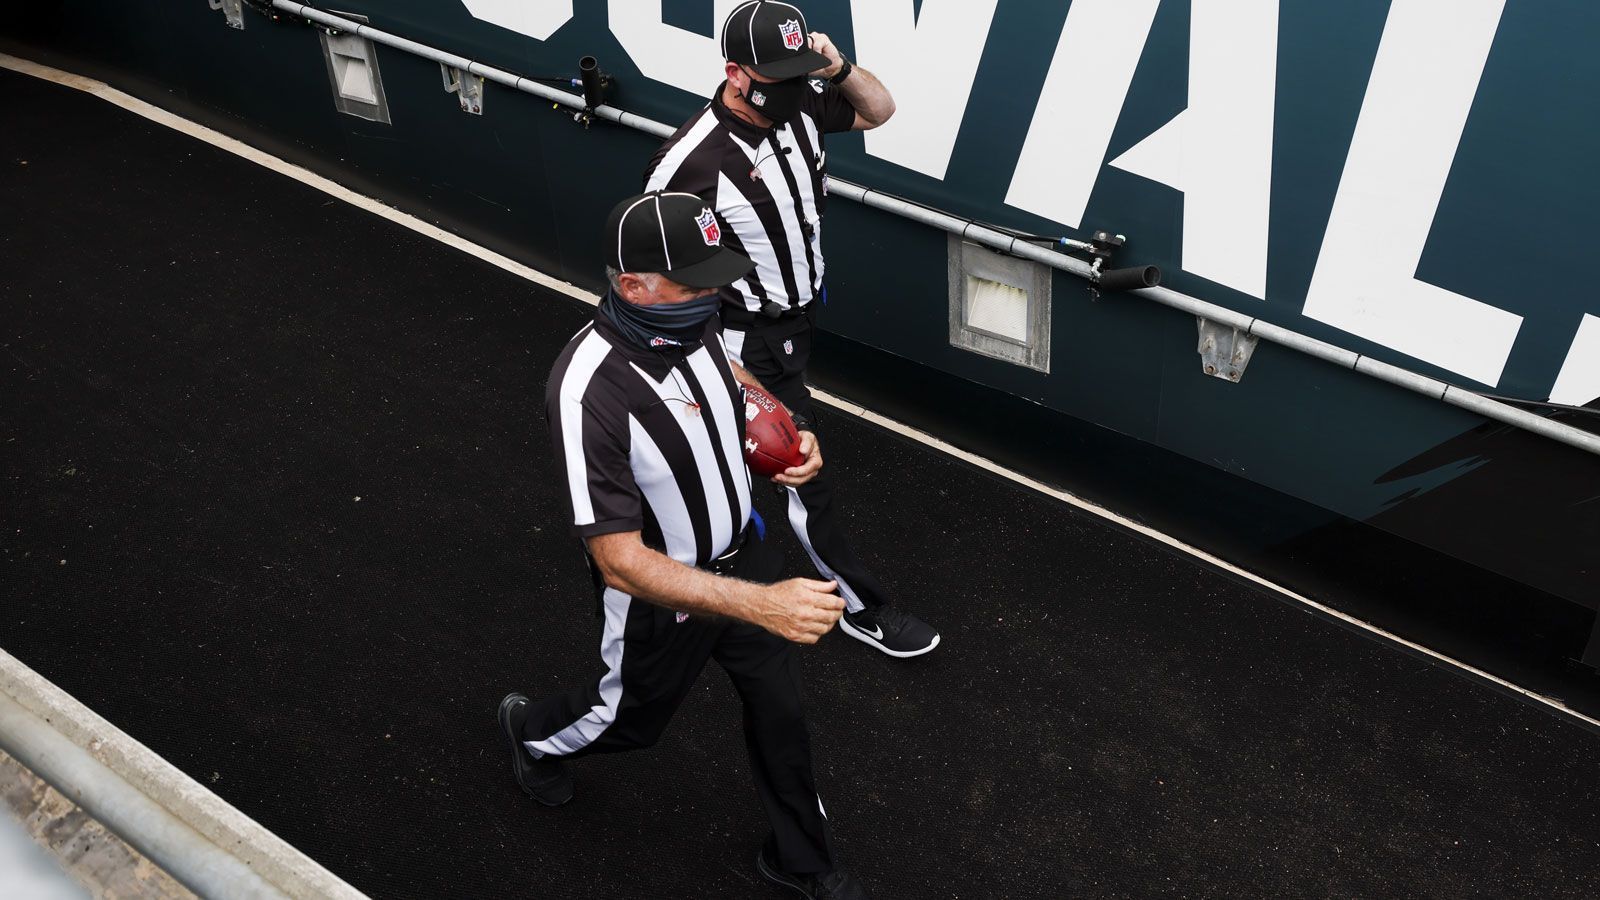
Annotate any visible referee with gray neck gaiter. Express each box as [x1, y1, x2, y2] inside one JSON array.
[[499, 190, 874, 899]]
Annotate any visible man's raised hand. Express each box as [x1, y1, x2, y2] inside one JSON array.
[[808, 32, 845, 78]]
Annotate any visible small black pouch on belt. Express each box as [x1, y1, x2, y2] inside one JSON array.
[[722, 301, 809, 328]]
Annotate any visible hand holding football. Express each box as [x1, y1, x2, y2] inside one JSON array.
[[741, 384, 806, 477]]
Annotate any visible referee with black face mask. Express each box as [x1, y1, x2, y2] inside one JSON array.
[[499, 191, 873, 899], [646, 0, 938, 658]]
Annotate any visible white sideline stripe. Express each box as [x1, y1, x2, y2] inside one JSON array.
[[0, 53, 600, 311], [6, 53, 1597, 735], [814, 385, 1600, 728]]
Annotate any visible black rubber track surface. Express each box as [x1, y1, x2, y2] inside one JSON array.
[[4, 67, 1600, 899]]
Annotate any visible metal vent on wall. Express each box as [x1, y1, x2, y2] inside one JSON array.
[[948, 236, 1051, 373], [319, 14, 391, 123]]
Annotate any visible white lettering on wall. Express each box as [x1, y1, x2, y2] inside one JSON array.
[[458, 0, 572, 41], [1109, 0, 1278, 299], [1301, 0, 1521, 386], [609, 0, 747, 97], [854, 0, 999, 179], [1004, 0, 1159, 229], [1550, 315, 1600, 407]]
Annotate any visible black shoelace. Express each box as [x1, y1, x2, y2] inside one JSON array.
[[856, 604, 907, 634]]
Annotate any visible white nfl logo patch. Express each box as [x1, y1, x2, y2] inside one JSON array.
[[779, 19, 804, 51], [745, 401, 760, 422], [695, 207, 720, 245], [783, 339, 794, 355], [751, 89, 767, 107]]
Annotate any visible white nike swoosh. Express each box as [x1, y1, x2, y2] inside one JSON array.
[[861, 624, 883, 640]]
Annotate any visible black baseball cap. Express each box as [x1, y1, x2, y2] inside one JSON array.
[[721, 1, 831, 80], [607, 191, 754, 289]]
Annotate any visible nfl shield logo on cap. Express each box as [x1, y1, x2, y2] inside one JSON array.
[[696, 208, 721, 246], [721, 2, 831, 79]]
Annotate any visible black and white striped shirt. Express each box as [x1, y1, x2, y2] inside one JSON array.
[[546, 313, 752, 567], [644, 80, 857, 315]]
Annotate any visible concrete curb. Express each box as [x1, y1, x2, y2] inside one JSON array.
[[2, 748, 198, 898], [0, 649, 366, 900]]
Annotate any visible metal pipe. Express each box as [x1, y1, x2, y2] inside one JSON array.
[[1097, 265, 1162, 292], [578, 55, 606, 110], [269, 0, 1600, 460], [0, 691, 289, 900]]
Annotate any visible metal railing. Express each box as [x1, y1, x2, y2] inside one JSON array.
[[265, 0, 1600, 459]]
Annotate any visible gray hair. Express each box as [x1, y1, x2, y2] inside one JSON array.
[[605, 265, 664, 295]]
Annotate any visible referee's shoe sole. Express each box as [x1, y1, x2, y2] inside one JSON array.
[[756, 846, 871, 899], [756, 847, 815, 898], [497, 693, 573, 806]]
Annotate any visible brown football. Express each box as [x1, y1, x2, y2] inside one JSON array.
[[741, 384, 805, 477]]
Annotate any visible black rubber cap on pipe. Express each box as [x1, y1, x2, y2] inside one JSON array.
[[1096, 265, 1162, 292], [579, 56, 606, 109]]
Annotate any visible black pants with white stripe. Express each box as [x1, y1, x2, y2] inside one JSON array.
[[520, 535, 837, 875], [726, 313, 889, 615]]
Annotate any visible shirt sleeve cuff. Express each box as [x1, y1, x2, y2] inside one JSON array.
[[573, 517, 644, 539]]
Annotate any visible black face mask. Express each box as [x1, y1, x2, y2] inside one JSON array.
[[600, 288, 721, 349], [738, 70, 806, 123]]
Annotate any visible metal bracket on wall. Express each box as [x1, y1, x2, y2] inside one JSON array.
[[1197, 318, 1259, 383], [208, 0, 245, 30], [441, 65, 484, 115]]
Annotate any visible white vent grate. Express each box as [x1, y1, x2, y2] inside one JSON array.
[[319, 16, 391, 124], [964, 276, 1030, 343], [948, 237, 1051, 373], [333, 54, 377, 104]]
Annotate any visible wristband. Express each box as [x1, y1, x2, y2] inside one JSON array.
[[829, 58, 853, 86]]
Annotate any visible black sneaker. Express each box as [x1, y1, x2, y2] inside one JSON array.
[[756, 845, 871, 900], [838, 605, 939, 658], [497, 693, 573, 806]]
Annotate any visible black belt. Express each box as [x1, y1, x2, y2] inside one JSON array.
[[705, 524, 755, 576], [722, 301, 810, 328]]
